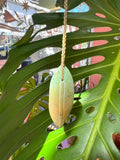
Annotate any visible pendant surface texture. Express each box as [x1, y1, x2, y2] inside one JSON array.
[[49, 66, 74, 128]]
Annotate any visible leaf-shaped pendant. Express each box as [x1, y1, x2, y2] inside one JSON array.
[[49, 66, 74, 128]]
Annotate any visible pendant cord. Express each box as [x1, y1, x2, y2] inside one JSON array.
[[61, 0, 68, 81]]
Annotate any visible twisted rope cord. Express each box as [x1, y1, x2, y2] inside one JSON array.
[[61, 0, 68, 81]]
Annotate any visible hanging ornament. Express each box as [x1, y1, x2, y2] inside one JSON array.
[[21, 1, 30, 12], [49, 0, 74, 128]]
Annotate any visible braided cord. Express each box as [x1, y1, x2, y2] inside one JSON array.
[[61, 0, 68, 81]]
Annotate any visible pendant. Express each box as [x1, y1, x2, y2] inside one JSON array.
[[49, 66, 74, 128]]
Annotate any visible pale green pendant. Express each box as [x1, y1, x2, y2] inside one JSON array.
[[49, 66, 74, 128]]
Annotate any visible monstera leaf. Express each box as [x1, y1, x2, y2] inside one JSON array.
[[0, 0, 120, 160]]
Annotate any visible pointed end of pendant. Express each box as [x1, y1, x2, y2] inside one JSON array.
[[53, 118, 65, 128]]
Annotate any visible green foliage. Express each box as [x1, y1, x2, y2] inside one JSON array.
[[0, 0, 120, 159], [17, 77, 49, 120]]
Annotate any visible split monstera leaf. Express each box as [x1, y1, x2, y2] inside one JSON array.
[[0, 0, 120, 160]]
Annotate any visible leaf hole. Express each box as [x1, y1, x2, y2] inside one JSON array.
[[57, 136, 78, 150], [0, 59, 7, 69], [92, 27, 112, 33], [74, 77, 90, 92], [65, 114, 76, 124], [45, 25, 79, 37], [92, 40, 108, 47], [91, 56, 105, 64], [89, 74, 102, 89], [85, 106, 95, 113], [72, 42, 89, 50], [72, 40, 108, 50], [38, 157, 44, 160], [114, 36, 120, 40], [46, 123, 58, 133], [95, 13, 106, 18], [72, 56, 105, 69], [117, 88, 120, 94], [112, 132, 120, 151], [107, 112, 116, 122], [79, 2, 90, 13]]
